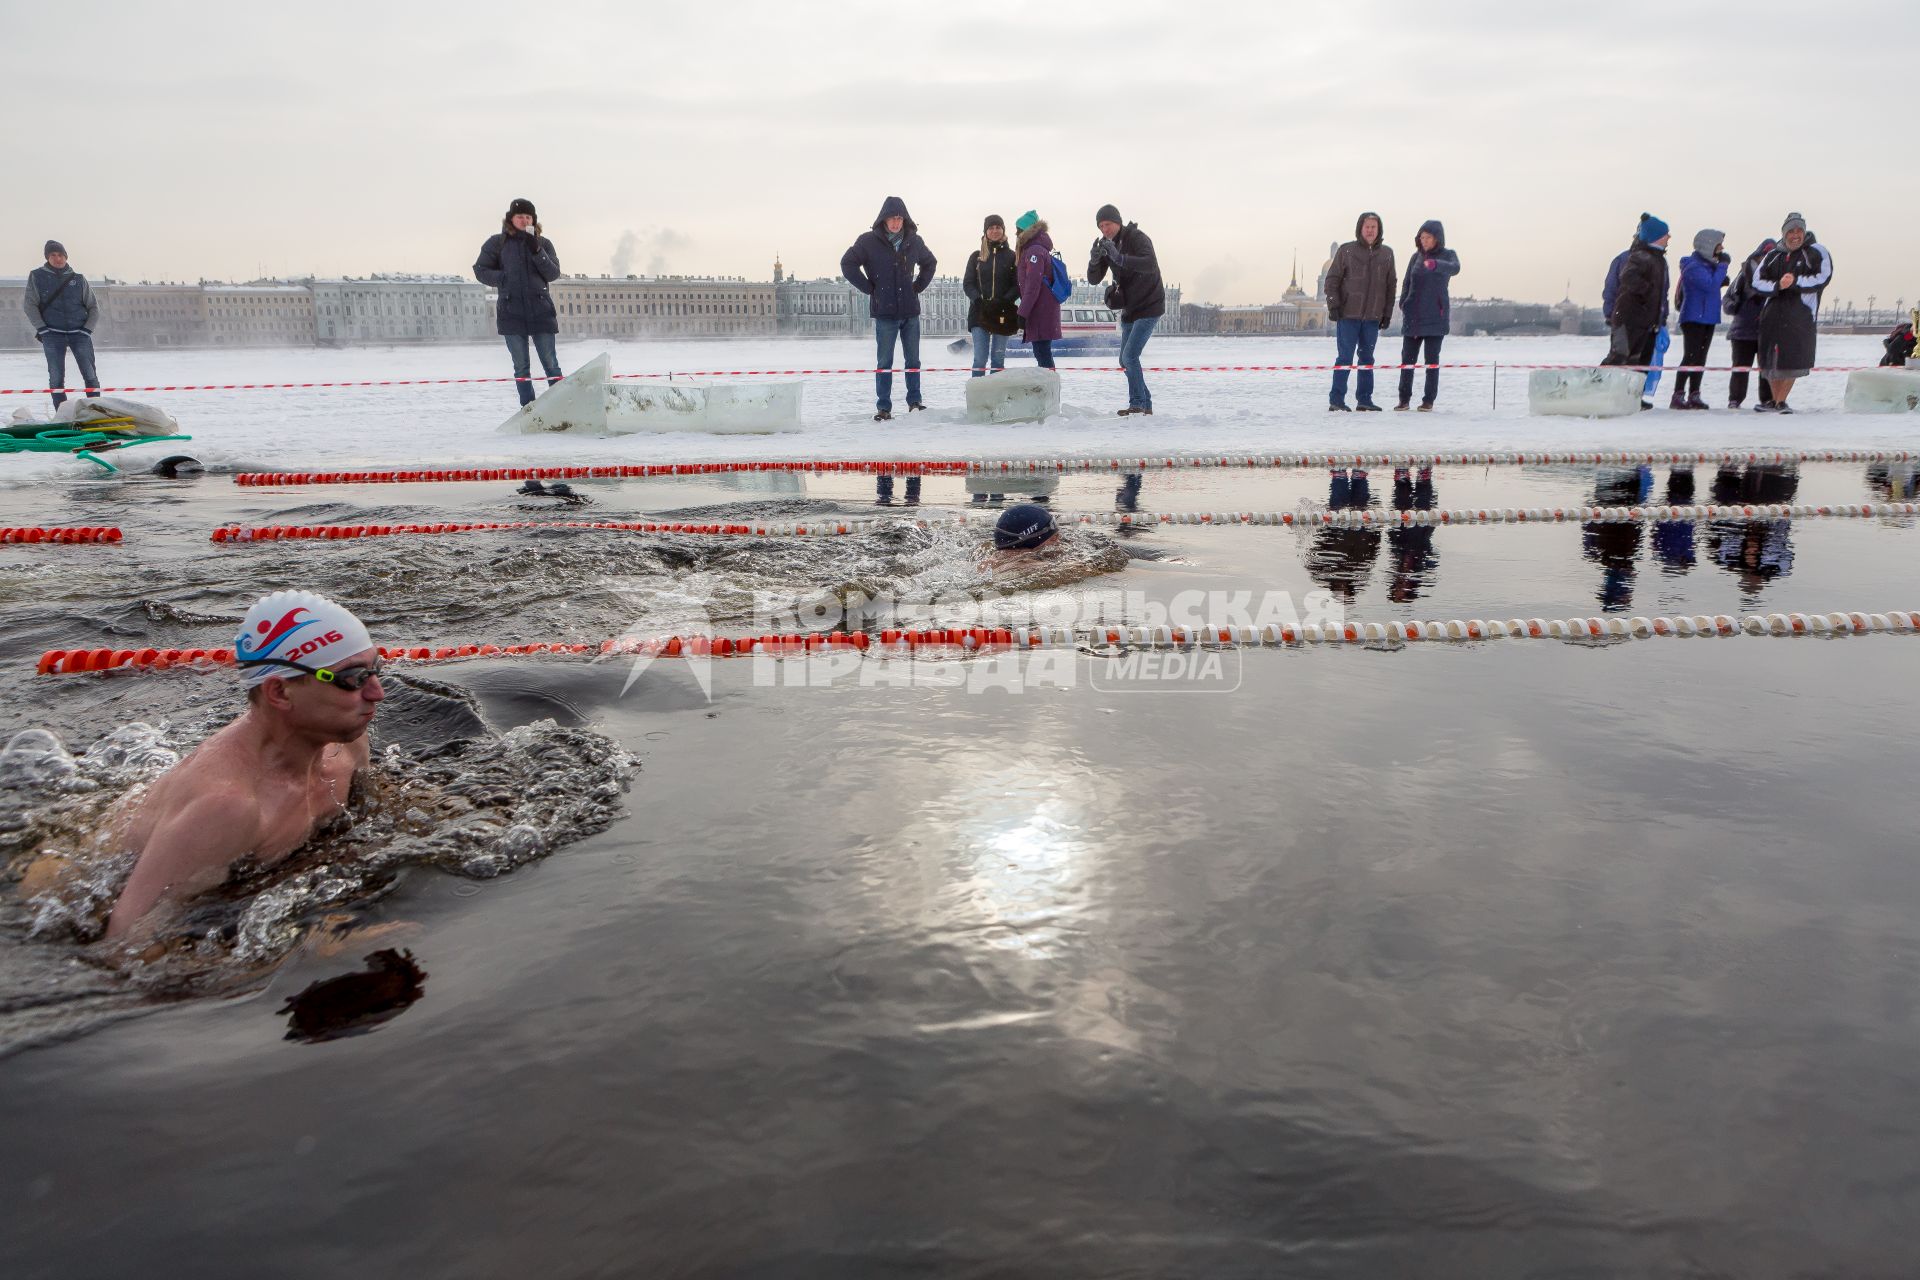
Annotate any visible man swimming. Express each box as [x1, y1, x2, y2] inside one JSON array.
[[993, 502, 1059, 551], [104, 591, 386, 940]]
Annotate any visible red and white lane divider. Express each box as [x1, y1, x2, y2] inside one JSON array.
[[35, 610, 1920, 676], [1, 526, 123, 544], [207, 501, 1920, 545], [231, 449, 1917, 488]]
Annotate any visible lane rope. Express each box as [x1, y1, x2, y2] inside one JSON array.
[[0, 526, 124, 544], [35, 609, 1920, 675]]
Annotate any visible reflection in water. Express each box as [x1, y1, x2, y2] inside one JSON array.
[[1582, 466, 1650, 610], [1707, 465, 1800, 602], [278, 948, 428, 1043], [1865, 462, 1920, 501], [965, 472, 1057, 507], [874, 474, 921, 507], [1308, 469, 1381, 604], [1387, 466, 1438, 603], [1116, 473, 1142, 513], [1651, 466, 1697, 576]]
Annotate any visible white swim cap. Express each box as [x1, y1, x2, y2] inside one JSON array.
[[234, 590, 375, 688]]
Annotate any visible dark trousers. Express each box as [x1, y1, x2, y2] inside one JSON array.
[[1676, 321, 1715, 399], [1727, 337, 1773, 406], [1602, 325, 1656, 368], [1031, 339, 1055, 369], [1397, 334, 1443, 406], [505, 333, 562, 405], [41, 332, 101, 408]]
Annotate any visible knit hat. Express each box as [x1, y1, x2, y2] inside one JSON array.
[[1095, 204, 1123, 227], [1781, 211, 1807, 235], [1014, 210, 1039, 233], [507, 197, 537, 219], [1636, 214, 1670, 244], [983, 214, 1005, 232], [43, 240, 65, 259]]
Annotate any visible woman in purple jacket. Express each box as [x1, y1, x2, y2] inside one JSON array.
[[1670, 229, 1729, 409], [1723, 239, 1775, 409], [1013, 211, 1062, 369]]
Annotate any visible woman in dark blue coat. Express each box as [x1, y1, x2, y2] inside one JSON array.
[[473, 197, 564, 406], [1394, 220, 1459, 411], [1722, 239, 1775, 409]]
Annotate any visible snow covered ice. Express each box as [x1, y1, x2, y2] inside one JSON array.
[[963, 368, 1062, 424], [1526, 367, 1647, 418], [1841, 367, 1920, 414], [498, 352, 804, 435]]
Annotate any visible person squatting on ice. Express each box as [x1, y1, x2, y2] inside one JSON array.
[[1671, 229, 1729, 410], [1601, 214, 1671, 408], [1087, 204, 1165, 416], [1748, 212, 1833, 415], [105, 592, 386, 941], [1324, 212, 1397, 412], [1395, 220, 1457, 411], [1723, 237, 1777, 409], [474, 198, 564, 406], [842, 196, 937, 421], [24, 240, 101, 409], [1014, 211, 1062, 370], [963, 214, 1020, 377]]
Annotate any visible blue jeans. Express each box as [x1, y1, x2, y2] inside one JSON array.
[[1119, 315, 1158, 409], [1031, 339, 1055, 369], [41, 332, 100, 408], [505, 333, 562, 405], [1331, 319, 1381, 406], [874, 316, 922, 411], [969, 326, 1007, 377]]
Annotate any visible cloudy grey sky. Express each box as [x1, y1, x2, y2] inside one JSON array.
[[6, 0, 1911, 309]]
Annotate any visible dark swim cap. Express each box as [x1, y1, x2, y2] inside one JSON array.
[[994, 503, 1058, 550]]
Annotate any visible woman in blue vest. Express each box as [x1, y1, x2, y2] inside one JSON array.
[[1394, 221, 1458, 411]]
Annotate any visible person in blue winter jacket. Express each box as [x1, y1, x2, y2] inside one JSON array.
[[1394, 220, 1458, 411], [842, 196, 938, 421], [1670, 229, 1729, 410]]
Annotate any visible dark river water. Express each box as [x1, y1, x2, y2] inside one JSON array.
[[3, 460, 1919, 1278]]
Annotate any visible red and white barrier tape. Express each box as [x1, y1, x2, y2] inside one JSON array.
[[0, 526, 123, 544], [207, 501, 1920, 545], [34, 609, 1920, 676], [1, 361, 1900, 397], [232, 449, 1916, 488]]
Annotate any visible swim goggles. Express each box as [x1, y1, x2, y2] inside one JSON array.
[[238, 657, 385, 691]]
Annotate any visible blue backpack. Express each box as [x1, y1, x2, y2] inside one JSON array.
[[1047, 252, 1074, 303]]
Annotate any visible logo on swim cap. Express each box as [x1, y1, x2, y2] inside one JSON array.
[[235, 607, 315, 661], [994, 503, 1058, 550]]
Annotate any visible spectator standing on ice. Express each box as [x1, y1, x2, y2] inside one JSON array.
[[473, 198, 563, 406], [1087, 204, 1165, 416], [1671, 229, 1729, 410], [1600, 215, 1671, 398], [1013, 211, 1062, 371], [1723, 238, 1776, 409], [24, 240, 101, 409], [1749, 213, 1833, 414], [842, 196, 937, 421], [963, 214, 1020, 377], [1394, 220, 1457, 411], [1323, 212, 1397, 412]]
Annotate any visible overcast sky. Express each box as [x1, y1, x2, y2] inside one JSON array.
[[5, 0, 1911, 310]]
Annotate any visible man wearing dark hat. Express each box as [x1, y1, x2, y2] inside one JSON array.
[[1087, 204, 1165, 416], [23, 240, 101, 409], [473, 198, 564, 406], [994, 502, 1059, 552]]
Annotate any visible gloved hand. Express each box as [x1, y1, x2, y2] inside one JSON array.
[[1091, 236, 1107, 260], [1098, 238, 1122, 263], [1423, 258, 1436, 270], [1327, 311, 1343, 324], [1716, 250, 1730, 264], [35, 328, 48, 341]]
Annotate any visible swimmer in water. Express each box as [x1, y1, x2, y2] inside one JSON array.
[[104, 591, 385, 941], [993, 502, 1058, 552]]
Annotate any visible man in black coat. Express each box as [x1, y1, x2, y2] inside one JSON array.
[[1601, 215, 1670, 382], [474, 198, 564, 406], [841, 196, 937, 421], [1087, 204, 1165, 416]]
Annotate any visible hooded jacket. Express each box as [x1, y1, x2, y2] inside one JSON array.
[[1675, 229, 1729, 327], [1751, 233, 1833, 319], [963, 234, 1020, 332], [473, 216, 562, 336], [1014, 222, 1063, 342], [24, 263, 99, 335], [1724, 240, 1775, 343], [1396, 220, 1459, 338], [1609, 238, 1670, 334], [1086, 222, 1165, 320], [841, 196, 937, 320], [1323, 212, 1397, 326]]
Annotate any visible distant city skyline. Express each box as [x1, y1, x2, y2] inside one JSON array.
[[5, 1, 1910, 309]]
